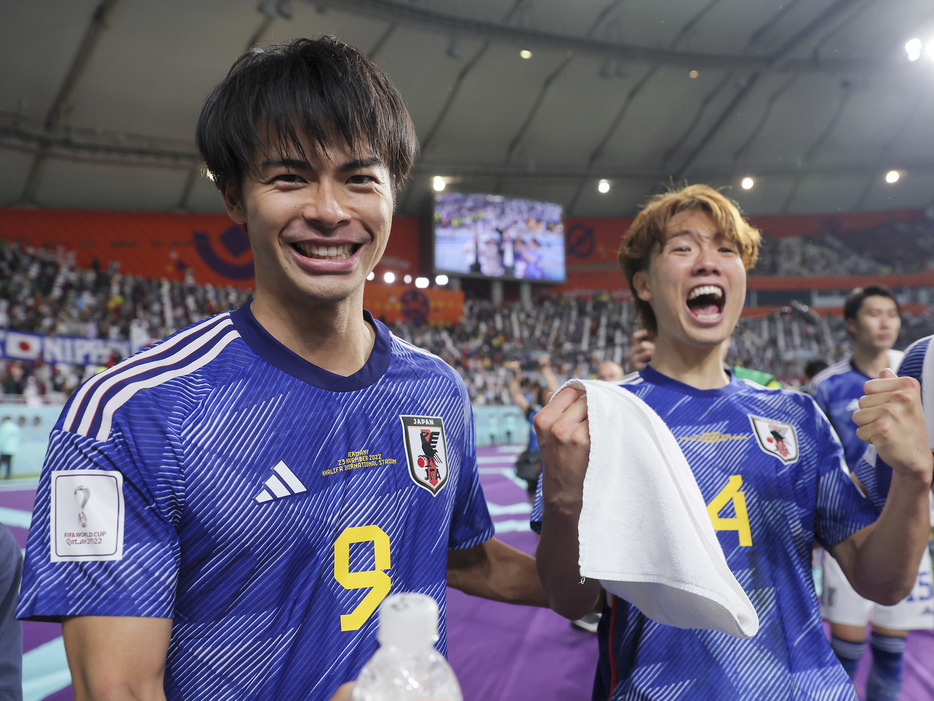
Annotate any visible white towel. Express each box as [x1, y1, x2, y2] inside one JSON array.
[[566, 378, 759, 638]]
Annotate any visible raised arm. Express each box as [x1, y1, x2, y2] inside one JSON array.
[[537, 354, 559, 394], [828, 369, 933, 604], [628, 328, 655, 373], [532, 386, 603, 619], [505, 361, 531, 415], [63, 615, 172, 701]]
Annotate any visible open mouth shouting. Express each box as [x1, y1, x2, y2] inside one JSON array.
[[687, 285, 725, 321]]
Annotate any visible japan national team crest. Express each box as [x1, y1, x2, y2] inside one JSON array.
[[400, 415, 449, 495], [748, 414, 799, 464]]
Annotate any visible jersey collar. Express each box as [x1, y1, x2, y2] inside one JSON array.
[[640, 364, 747, 397], [230, 301, 391, 392]]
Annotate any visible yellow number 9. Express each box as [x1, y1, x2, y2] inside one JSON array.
[[334, 525, 392, 631]]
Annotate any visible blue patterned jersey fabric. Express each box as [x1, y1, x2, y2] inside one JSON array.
[[811, 360, 874, 471], [18, 303, 494, 700], [854, 336, 932, 511], [810, 350, 904, 471], [532, 366, 877, 700]]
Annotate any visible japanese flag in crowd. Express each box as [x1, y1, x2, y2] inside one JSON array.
[[2, 330, 42, 360]]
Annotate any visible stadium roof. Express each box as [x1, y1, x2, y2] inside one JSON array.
[[2, 0, 934, 219]]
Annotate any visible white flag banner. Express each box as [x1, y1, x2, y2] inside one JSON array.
[[3, 330, 42, 360], [0, 329, 130, 365]]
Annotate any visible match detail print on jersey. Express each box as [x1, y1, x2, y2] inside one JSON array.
[[50, 469, 125, 562], [748, 415, 799, 464], [399, 415, 450, 495]]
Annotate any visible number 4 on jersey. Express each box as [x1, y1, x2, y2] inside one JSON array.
[[707, 475, 753, 547]]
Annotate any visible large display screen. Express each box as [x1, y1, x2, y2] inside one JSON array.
[[432, 192, 566, 282]]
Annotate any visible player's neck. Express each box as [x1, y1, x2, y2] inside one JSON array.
[[852, 346, 892, 379], [650, 341, 731, 390], [250, 295, 376, 376]]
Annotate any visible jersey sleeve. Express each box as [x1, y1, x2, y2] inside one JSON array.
[[811, 378, 830, 412], [17, 415, 181, 621], [853, 335, 931, 512], [529, 473, 543, 534], [852, 446, 890, 513], [810, 400, 878, 549], [446, 384, 495, 550]]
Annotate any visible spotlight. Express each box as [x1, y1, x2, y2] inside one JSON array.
[[906, 37, 923, 62], [383, 272, 396, 284], [519, 49, 533, 60], [598, 179, 611, 194], [741, 177, 755, 190], [432, 176, 446, 192], [435, 274, 449, 286], [415, 277, 430, 289], [403, 274, 412, 284], [885, 170, 900, 184]]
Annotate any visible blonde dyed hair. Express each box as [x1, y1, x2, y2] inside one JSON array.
[[618, 184, 761, 336]]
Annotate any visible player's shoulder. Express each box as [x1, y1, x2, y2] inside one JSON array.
[[900, 335, 934, 372], [903, 335, 934, 356], [809, 358, 852, 391], [735, 379, 823, 414], [387, 329, 466, 386], [59, 312, 242, 438], [618, 370, 645, 387]]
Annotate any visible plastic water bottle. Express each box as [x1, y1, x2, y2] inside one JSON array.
[[352, 593, 463, 701]]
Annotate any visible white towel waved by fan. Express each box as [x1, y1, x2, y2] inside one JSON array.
[[564, 378, 759, 638]]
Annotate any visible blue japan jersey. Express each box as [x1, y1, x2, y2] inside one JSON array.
[[854, 336, 931, 510], [532, 366, 878, 700], [810, 350, 903, 471], [811, 360, 872, 471], [18, 304, 495, 700]]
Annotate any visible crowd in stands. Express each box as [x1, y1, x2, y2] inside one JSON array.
[[1, 241, 251, 401], [752, 215, 934, 277], [2, 239, 934, 405]]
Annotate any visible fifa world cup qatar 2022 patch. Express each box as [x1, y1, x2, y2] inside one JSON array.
[[50, 469, 125, 562], [399, 415, 449, 496], [748, 415, 799, 464]]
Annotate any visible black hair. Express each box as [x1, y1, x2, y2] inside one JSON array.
[[843, 284, 900, 322], [196, 36, 418, 195], [804, 359, 828, 380]]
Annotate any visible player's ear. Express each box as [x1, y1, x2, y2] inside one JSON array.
[[222, 181, 247, 226], [633, 270, 651, 302]]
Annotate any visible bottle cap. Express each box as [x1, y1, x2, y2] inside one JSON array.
[[377, 593, 440, 649]]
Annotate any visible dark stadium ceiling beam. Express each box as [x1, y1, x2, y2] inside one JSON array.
[[408, 159, 934, 183], [19, 0, 120, 205], [309, 0, 903, 75], [0, 112, 196, 166], [4, 108, 933, 185]]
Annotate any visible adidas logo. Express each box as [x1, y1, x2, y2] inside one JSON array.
[[255, 460, 308, 503]]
